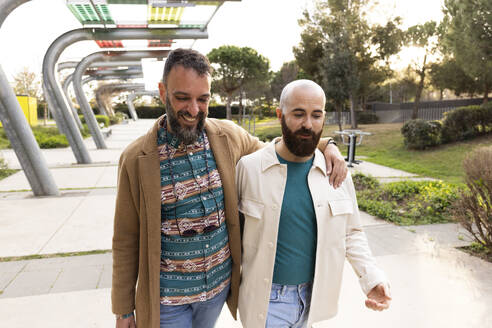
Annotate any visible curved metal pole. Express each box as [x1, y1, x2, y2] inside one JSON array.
[[62, 74, 84, 130], [58, 61, 142, 72], [64, 67, 143, 120], [127, 90, 160, 121], [0, 0, 59, 196], [84, 71, 144, 116], [96, 83, 146, 121], [73, 50, 168, 149], [44, 28, 204, 156]]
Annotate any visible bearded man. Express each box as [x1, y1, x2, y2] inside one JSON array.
[[236, 80, 391, 328], [111, 49, 348, 328]]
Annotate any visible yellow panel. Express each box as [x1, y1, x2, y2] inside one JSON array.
[[28, 97, 38, 126], [5, 96, 38, 127]]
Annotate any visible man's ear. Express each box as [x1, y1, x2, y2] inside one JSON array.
[[158, 82, 167, 103], [276, 108, 282, 120]]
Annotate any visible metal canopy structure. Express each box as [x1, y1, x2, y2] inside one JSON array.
[[71, 49, 169, 149], [63, 66, 143, 126], [127, 90, 160, 121], [0, 0, 239, 195], [43, 28, 207, 163], [66, 0, 237, 29]]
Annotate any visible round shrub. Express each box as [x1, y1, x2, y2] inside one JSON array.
[[78, 115, 110, 127], [401, 119, 442, 150]]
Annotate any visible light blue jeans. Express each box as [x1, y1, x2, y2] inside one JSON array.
[[266, 282, 313, 328], [159, 284, 230, 328]]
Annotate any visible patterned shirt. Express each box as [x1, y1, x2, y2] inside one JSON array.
[[157, 117, 232, 305]]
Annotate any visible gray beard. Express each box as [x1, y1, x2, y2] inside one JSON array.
[[165, 97, 205, 145]]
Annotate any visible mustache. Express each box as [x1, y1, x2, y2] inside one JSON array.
[[295, 128, 315, 136]]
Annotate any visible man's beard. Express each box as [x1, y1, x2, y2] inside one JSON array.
[[166, 97, 206, 145], [281, 115, 322, 157]]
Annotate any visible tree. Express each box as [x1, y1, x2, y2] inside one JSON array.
[[12, 67, 40, 98], [406, 21, 439, 119], [429, 58, 480, 99], [270, 61, 307, 101], [207, 46, 270, 120], [294, 0, 403, 128], [441, 0, 492, 103]]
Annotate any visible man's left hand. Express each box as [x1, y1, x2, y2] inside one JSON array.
[[323, 143, 348, 188], [365, 283, 392, 311]]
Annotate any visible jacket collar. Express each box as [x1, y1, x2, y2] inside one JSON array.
[[142, 115, 163, 155], [261, 140, 327, 176]]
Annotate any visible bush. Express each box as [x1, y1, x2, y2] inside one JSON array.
[[35, 134, 69, 148], [109, 112, 128, 125], [355, 174, 460, 225], [453, 147, 492, 252], [353, 172, 379, 191], [441, 104, 492, 143], [356, 111, 379, 124], [79, 115, 110, 127], [114, 104, 243, 119], [401, 119, 442, 150]]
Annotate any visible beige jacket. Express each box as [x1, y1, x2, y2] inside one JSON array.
[[111, 116, 262, 327], [235, 142, 388, 328]]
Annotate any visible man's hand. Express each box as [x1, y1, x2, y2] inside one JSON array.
[[116, 316, 136, 328], [365, 283, 391, 311], [323, 143, 348, 188]]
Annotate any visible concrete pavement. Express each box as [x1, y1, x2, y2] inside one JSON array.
[[0, 119, 490, 328]]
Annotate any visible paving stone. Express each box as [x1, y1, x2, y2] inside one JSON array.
[[97, 264, 112, 289], [364, 224, 420, 256], [50, 266, 102, 293], [0, 260, 27, 273], [0, 271, 18, 291], [0, 269, 61, 298]]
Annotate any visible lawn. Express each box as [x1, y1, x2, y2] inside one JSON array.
[[335, 123, 492, 184], [250, 121, 492, 184]]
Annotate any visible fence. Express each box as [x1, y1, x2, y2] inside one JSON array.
[[325, 98, 484, 125]]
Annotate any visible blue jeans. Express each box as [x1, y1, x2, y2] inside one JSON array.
[[159, 284, 230, 328], [266, 282, 313, 328]]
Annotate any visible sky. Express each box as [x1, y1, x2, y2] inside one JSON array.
[[0, 0, 445, 89]]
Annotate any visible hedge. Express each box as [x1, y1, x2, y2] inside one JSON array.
[[113, 104, 240, 119]]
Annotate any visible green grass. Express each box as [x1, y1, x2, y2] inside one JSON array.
[[246, 121, 492, 184], [339, 123, 492, 184]]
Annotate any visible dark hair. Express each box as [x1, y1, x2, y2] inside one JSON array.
[[162, 48, 212, 84]]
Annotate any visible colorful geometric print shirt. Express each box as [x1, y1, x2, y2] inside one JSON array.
[[157, 117, 232, 306]]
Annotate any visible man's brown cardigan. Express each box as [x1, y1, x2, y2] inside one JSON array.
[[111, 117, 262, 327]]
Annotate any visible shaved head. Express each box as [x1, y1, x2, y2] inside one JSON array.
[[279, 80, 326, 113]]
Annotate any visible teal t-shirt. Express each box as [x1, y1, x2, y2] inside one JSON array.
[[272, 153, 317, 285]]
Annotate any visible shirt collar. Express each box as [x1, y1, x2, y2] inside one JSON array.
[[157, 115, 204, 149]]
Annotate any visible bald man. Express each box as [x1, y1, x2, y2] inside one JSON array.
[[235, 80, 391, 328]]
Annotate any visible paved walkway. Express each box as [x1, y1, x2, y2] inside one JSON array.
[[0, 119, 490, 328]]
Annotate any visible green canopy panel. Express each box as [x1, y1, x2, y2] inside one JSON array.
[[66, 0, 237, 28]]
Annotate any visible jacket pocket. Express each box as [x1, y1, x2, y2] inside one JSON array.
[[239, 198, 265, 250], [328, 199, 354, 216], [239, 198, 264, 220]]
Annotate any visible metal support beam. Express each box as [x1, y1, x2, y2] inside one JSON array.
[[58, 61, 143, 72], [72, 50, 168, 149], [0, 0, 59, 196], [127, 90, 160, 121], [44, 28, 206, 157], [96, 83, 146, 121], [63, 67, 143, 121], [62, 74, 84, 130]]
